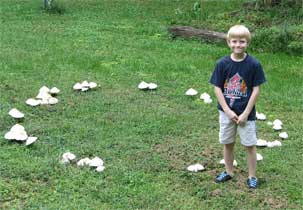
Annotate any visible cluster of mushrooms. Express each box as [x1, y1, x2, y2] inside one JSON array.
[[185, 88, 213, 104], [26, 86, 60, 106], [61, 152, 105, 172]]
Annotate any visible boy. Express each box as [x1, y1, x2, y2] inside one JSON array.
[[210, 25, 266, 189]]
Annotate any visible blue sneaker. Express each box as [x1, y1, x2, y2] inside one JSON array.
[[247, 177, 259, 189], [215, 171, 232, 183]]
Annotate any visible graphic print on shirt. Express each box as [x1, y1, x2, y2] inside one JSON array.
[[223, 73, 247, 107]]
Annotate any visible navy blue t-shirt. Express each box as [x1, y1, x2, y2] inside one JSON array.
[[210, 54, 266, 120]]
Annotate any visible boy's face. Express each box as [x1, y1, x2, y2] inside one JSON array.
[[227, 37, 248, 55]]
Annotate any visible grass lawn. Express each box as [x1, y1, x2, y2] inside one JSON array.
[[0, 0, 302, 209]]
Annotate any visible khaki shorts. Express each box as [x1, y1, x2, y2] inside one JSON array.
[[219, 111, 257, 147]]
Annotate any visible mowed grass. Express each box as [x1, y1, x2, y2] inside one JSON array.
[[0, 0, 303, 209]]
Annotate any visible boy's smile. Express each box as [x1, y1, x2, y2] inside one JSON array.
[[228, 38, 248, 58]]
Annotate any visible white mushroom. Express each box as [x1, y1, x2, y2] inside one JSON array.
[[256, 112, 266, 120], [26, 98, 41, 107], [256, 139, 268, 147], [77, 158, 91, 167], [10, 124, 25, 132], [219, 159, 237, 166], [88, 82, 97, 89], [62, 152, 76, 161], [14, 130, 28, 141], [256, 153, 263, 161], [138, 81, 149, 90], [48, 97, 59, 105], [203, 97, 213, 104], [200, 92, 210, 100], [185, 88, 198, 96], [267, 140, 282, 148], [273, 119, 283, 126], [50, 87, 60, 94], [25, 137, 38, 146], [148, 83, 158, 90], [89, 157, 104, 167], [96, 165, 106, 172], [187, 164, 205, 172], [36, 91, 51, 100], [4, 131, 15, 140], [9, 108, 24, 119], [273, 124, 282, 131], [81, 80, 90, 88], [39, 86, 50, 93], [81, 87, 89, 92], [279, 132, 288, 139], [73, 83, 82, 90]]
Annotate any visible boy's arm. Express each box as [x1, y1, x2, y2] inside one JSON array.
[[237, 86, 260, 125], [214, 86, 238, 123]]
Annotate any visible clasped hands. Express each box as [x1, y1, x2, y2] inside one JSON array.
[[225, 110, 248, 126]]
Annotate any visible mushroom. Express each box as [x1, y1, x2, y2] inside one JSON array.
[[48, 97, 59, 105], [187, 164, 205, 172], [26, 98, 41, 107], [25, 137, 38, 146], [62, 152, 76, 162], [279, 132, 288, 139], [273, 124, 282, 131], [88, 82, 97, 89], [256, 139, 268, 147], [138, 81, 149, 90], [50, 87, 60, 95], [8, 108, 24, 119], [185, 88, 198, 96], [203, 97, 213, 104], [4, 131, 15, 140], [273, 119, 283, 126], [200, 92, 210, 100], [39, 86, 50, 93], [89, 157, 104, 167], [77, 158, 91, 167], [73, 83, 82, 90], [81, 81, 90, 88], [256, 153, 263, 161], [219, 159, 238, 166], [81, 87, 89, 92], [148, 83, 157, 90], [256, 112, 266, 120], [96, 165, 105, 172], [267, 140, 282, 148], [36, 91, 51, 100]]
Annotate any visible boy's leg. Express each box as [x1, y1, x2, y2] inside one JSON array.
[[224, 142, 235, 176], [244, 145, 256, 178]]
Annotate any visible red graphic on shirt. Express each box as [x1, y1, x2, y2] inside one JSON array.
[[224, 73, 247, 107]]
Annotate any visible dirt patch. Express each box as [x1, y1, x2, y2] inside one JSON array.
[[260, 196, 289, 209], [209, 188, 222, 197]]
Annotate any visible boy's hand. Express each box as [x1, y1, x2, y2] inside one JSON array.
[[225, 110, 238, 123], [237, 113, 248, 126]]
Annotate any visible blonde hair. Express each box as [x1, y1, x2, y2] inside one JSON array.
[[227, 25, 251, 43]]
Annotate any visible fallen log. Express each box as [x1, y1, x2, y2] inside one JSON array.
[[169, 26, 226, 42]]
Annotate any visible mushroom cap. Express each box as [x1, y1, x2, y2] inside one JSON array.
[[138, 81, 149, 90], [73, 83, 82, 90], [89, 157, 104, 167], [9, 108, 24, 119], [279, 132, 288, 139], [26, 98, 41, 107], [187, 164, 205, 172], [273, 119, 283, 126], [256, 153, 263, 161], [36, 91, 52, 100], [77, 158, 91, 167], [200, 92, 210, 100], [11, 124, 25, 132], [14, 130, 28, 141], [96, 165, 106, 172], [25, 137, 38, 146], [273, 124, 282, 131], [256, 139, 268, 147], [88, 82, 97, 89], [4, 131, 15, 140], [81, 81, 90, 87], [62, 152, 76, 161], [148, 83, 157, 90], [39, 86, 50, 93], [50, 87, 60, 94], [219, 159, 237, 166], [203, 97, 212, 104], [256, 112, 266, 120], [48, 97, 59, 105], [185, 88, 198, 96], [81, 87, 89, 92], [273, 140, 282, 146]]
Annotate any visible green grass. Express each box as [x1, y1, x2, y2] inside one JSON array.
[[0, 0, 303, 209]]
